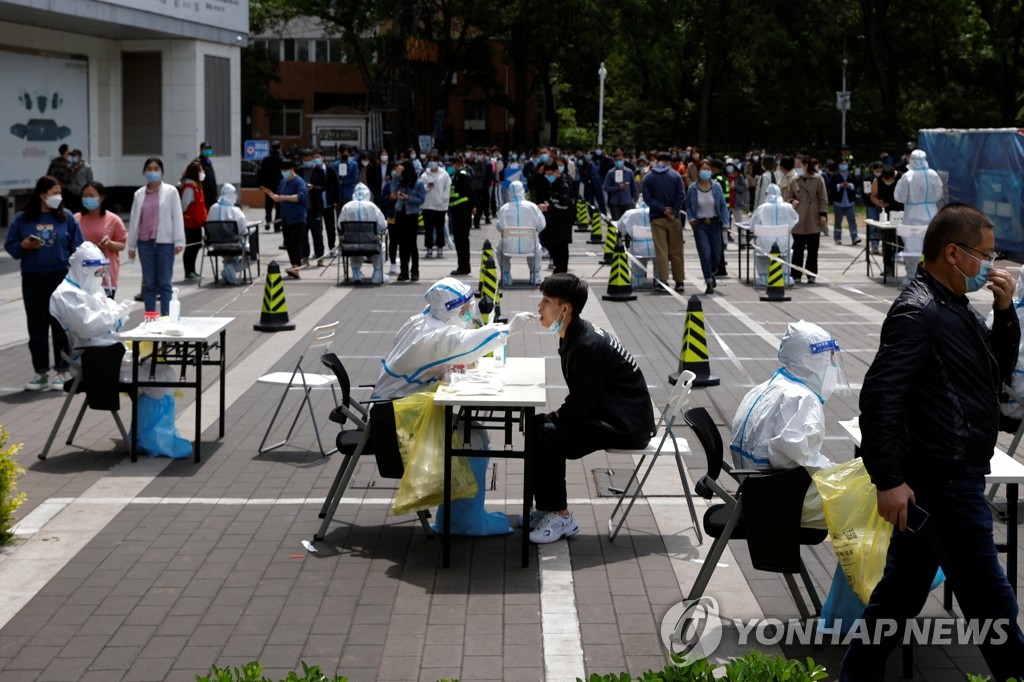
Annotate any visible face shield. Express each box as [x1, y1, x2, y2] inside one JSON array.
[[807, 338, 851, 400], [69, 242, 111, 295], [778, 320, 850, 401], [424, 277, 477, 325]]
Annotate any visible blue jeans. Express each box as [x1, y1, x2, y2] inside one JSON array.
[[840, 477, 1024, 681], [866, 205, 881, 247], [691, 219, 722, 282], [833, 204, 858, 242], [137, 240, 176, 316]]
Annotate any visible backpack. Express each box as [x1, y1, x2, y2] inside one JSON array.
[[180, 181, 207, 229]]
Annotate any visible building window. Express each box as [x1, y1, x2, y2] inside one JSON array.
[[283, 39, 295, 61], [315, 40, 329, 62], [270, 100, 303, 137], [122, 52, 162, 155], [296, 40, 310, 62], [464, 99, 486, 131], [204, 55, 231, 153], [264, 39, 282, 60], [330, 39, 344, 63]]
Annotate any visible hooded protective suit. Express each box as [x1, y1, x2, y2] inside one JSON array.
[[50, 241, 133, 351], [338, 182, 388, 283], [617, 197, 656, 287], [893, 150, 942, 227], [749, 184, 799, 287], [729, 320, 848, 529], [495, 180, 545, 286], [206, 183, 249, 284], [373, 277, 534, 400]]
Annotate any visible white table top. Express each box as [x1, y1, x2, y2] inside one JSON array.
[[838, 417, 1024, 484], [120, 316, 235, 343], [864, 220, 896, 229], [434, 356, 547, 408]]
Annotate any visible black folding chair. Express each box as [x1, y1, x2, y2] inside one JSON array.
[[199, 220, 252, 286], [335, 220, 383, 285]]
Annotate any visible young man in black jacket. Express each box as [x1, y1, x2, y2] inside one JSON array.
[[536, 162, 575, 273], [448, 155, 475, 275], [841, 203, 1024, 681], [299, 148, 328, 266], [526, 273, 656, 543]]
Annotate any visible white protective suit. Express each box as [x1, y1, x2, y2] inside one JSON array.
[[617, 197, 656, 288], [749, 184, 798, 287], [993, 264, 1024, 418], [893, 150, 943, 285], [338, 182, 388, 284], [729, 320, 849, 529], [373, 277, 534, 400], [495, 180, 545, 286], [50, 242, 133, 351], [206, 183, 249, 284]]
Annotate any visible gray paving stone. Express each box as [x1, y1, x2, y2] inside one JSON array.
[[89, 646, 143, 671], [37, 656, 92, 682], [122, 656, 175, 682], [460, 654, 504, 680]]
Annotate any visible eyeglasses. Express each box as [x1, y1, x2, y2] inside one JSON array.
[[956, 243, 997, 266]]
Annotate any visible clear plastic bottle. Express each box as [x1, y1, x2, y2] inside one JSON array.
[[169, 288, 181, 321]]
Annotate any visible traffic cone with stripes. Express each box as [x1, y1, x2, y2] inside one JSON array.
[[760, 242, 791, 302], [602, 239, 636, 302], [575, 198, 591, 232], [601, 220, 618, 264], [479, 239, 496, 296], [253, 261, 296, 332], [589, 205, 604, 244], [669, 295, 719, 386]]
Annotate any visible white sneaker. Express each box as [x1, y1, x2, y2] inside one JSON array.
[[529, 512, 580, 544], [436, 249, 444, 258], [517, 509, 549, 530], [24, 373, 50, 391], [388, 263, 397, 276], [329, 247, 338, 257], [425, 248, 434, 259], [49, 372, 68, 391]]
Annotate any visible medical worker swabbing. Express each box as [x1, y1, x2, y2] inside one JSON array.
[[729, 320, 850, 528], [894, 150, 942, 286], [374, 277, 537, 535], [338, 182, 388, 284], [49, 241, 133, 351], [749, 184, 799, 287], [495, 180, 545, 286]]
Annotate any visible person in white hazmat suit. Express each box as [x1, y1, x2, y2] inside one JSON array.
[[729, 320, 850, 529], [494, 180, 545, 287], [893, 150, 943, 286], [338, 182, 388, 284], [205, 183, 249, 285], [373, 277, 537, 535], [749, 183, 798, 287], [990, 263, 1024, 419], [617, 196, 658, 288]]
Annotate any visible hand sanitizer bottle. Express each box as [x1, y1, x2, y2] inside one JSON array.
[[880, 210, 888, 224], [169, 288, 181, 321]]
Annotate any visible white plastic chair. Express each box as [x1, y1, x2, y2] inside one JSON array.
[[257, 322, 340, 457], [499, 226, 539, 286], [607, 370, 702, 542]]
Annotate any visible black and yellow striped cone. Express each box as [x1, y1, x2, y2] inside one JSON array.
[[479, 239, 495, 297], [760, 241, 791, 302], [254, 261, 296, 332], [417, 212, 425, 233], [588, 205, 604, 244], [601, 221, 618, 264], [602, 239, 636, 302], [669, 295, 719, 386], [575, 198, 590, 232]]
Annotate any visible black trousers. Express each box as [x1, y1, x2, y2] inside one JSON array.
[[473, 188, 489, 226], [791, 233, 821, 282], [303, 210, 324, 260], [283, 222, 304, 268], [387, 221, 398, 264], [323, 206, 337, 250], [531, 413, 649, 511], [450, 206, 472, 271], [396, 211, 420, 278], [422, 209, 447, 249], [264, 194, 280, 228], [23, 270, 70, 373], [183, 227, 202, 276], [545, 243, 569, 274]]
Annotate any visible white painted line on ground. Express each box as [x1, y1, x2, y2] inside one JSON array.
[[539, 533, 585, 682], [15, 496, 700, 507]]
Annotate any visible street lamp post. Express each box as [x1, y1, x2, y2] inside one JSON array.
[[597, 62, 607, 146]]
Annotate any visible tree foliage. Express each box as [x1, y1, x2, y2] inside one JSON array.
[[248, 0, 1024, 153]]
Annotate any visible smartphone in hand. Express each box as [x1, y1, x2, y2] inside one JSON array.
[[28, 234, 43, 243], [906, 503, 929, 532]]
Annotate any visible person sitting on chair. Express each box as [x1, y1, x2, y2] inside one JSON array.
[[373, 276, 536, 535], [206, 183, 249, 285], [495, 180, 545, 287], [338, 182, 388, 284], [49, 241, 134, 352], [729, 320, 850, 528]]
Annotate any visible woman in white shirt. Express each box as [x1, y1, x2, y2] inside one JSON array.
[[127, 157, 185, 315]]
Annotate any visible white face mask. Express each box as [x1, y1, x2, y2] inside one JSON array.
[[44, 194, 63, 210], [549, 307, 568, 334]]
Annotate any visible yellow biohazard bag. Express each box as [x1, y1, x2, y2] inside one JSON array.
[[391, 388, 478, 516], [813, 458, 893, 604]]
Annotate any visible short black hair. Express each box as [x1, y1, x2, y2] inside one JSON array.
[[779, 156, 794, 172], [656, 151, 672, 162], [270, 140, 281, 150], [922, 203, 994, 262], [59, 144, 68, 154], [881, 165, 896, 179], [280, 159, 296, 170], [300, 148, 314, 157], [200, 141, 211, 150], [539, 273, 588, 317]]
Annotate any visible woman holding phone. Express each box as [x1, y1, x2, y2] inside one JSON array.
[[75, 181, 127, 298], [127, 157, 185, 315], [4, 175, 84, 391]]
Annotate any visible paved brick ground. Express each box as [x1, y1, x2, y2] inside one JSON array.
[[1, 213, 1022, 681]]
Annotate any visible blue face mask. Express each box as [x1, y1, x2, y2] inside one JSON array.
[[964, 260, 992, 293], [698, 170, 712, 181], [446, 165, 455, 175], [303, 160, 315, 168], [203, 148, 213, 157], [144, 171, 162, 183], [549, 307, 568, 334], [615, 160, 624, 168], [81, 197, 101, 212], [282, 170, 294, 181], [510, 153, 518, 160], [545, 174, 557, 183], [839, 164, 849, 172], [557, 165, 565, 174], [427, 161, 438, 170]]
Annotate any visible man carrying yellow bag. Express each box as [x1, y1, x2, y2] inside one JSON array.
[[839, 204, 1024, 682]]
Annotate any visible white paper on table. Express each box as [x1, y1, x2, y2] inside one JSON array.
[[447, 373, 504, 395]]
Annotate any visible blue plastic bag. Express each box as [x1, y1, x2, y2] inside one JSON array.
[[134, 394, 192, 459], [819, 564, 946, 636], [432, 457, 513, 536]]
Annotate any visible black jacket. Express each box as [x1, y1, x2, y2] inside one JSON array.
[[860, 266, 1020, 490], [300, 164, 327, 212], [259, 151, 282, 189], [827, 171, 860, 205], [553, 317, 656, 442], [537, 175, 575, 247]]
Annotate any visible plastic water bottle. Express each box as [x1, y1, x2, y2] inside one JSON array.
[[495, 338, 507, 369], [879, 210, 888, 224], [169, 288, 181, 321]]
